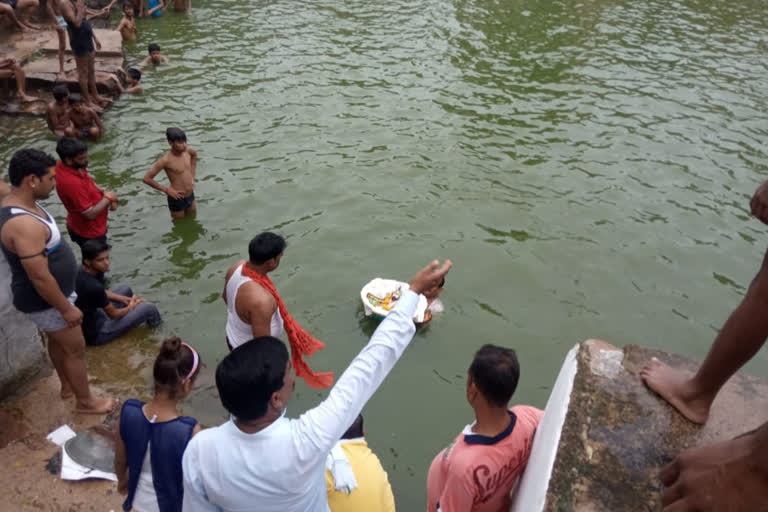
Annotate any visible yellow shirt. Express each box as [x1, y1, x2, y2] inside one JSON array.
[[325, 439, 396, 512]]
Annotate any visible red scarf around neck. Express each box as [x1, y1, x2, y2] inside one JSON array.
[[241, 265, 334, 389]]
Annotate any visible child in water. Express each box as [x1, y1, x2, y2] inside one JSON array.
[[114, 337, 201, 511], [143, 127, 199, 219], [140, 43, 169, 68], [112, 67, 143, 94]]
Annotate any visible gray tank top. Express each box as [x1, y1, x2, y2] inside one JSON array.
[[0, 205, 77, 313]]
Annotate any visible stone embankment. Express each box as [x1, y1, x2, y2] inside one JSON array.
[[0, 2, 122, 116], [511, 339, 768, 511]]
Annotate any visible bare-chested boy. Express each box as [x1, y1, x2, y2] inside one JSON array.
[[143, 128, 198, 219], [110, 67, 142, 94], [139, 43, 169, 68], [46, 85, 76, 137], [115, 3, 136, 41], [68, 93, 104, 140]]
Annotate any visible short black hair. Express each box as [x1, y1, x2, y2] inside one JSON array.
[[166, 127, 186, 142], [248, 232, 286, 264], [56, 137, 88, 161], [215, 336, 289, 421], [8, 149, 56, 187], [341, 414, 364, 439], [81, 239, 111, 262], [127, 68, 141, 82], [148, 43, 161, 54], [68, 93, 83, 104], [468, 344, 520, 407], [52, 84, 69, 101]]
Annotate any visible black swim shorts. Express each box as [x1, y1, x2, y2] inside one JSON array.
[[167, 192, 195, 212], [67, 20, 95, 58]]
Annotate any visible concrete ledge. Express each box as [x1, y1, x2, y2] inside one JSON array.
[[510, 339, 768, 511], [0, 252, 49, 400]]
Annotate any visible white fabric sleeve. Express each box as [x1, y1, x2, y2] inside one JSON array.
[[291, 290, 419, 468], [181, 440, 223, 512]]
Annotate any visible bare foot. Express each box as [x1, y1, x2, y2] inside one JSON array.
[[18, 93, 38, 103], [75, 396, 117, 415], [660, 435, 768, 511], [94, 95, 111, 106], [60, 375, 97, 399], [640, 357, 714, 424]]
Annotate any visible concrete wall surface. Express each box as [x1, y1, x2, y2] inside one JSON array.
[[0, 251, 48, 399]]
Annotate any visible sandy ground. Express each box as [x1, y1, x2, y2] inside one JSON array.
[[0, 373, 123, 511], [0, 333, 159, 511]]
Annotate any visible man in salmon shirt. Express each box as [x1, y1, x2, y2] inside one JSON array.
[[54, 137, 117, 249], [427, 345, 543, 512]]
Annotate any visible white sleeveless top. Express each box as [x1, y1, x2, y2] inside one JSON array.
[[9, 205, 62, 252], [225, 264, 284, 349]]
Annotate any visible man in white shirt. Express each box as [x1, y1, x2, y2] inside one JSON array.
[[182, 259, 452, 512]]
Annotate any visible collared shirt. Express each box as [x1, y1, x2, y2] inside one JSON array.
[[182, 290, 419, 512], [55, 160, 107, 238], [426, 405, 544, 512], [325, 438, 396, 512]]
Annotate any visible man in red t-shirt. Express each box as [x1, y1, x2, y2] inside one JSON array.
[[427, 345, 543, 512], [54, 137, 117, 248]]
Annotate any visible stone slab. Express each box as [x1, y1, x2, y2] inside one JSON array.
[[540, 340, 768, 512], [0, 251, 48, 399], [37, 28, 123, 57]]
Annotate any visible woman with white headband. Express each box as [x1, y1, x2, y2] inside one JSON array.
[[114, 336, 202, 512]]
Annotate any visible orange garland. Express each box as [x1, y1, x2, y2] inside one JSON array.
[[241, 265, 334, 389]]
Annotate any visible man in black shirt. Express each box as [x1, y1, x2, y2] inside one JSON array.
[[76, 239, 161, 345]]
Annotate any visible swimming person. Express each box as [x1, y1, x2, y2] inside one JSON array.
[[76, 240, 162, 346], [115, 337, 201, 511], [47, 85, 76, 138], [427, 345, 543, 512], [325, 414, 396, 512], [67, 94, 104, 140], [222, 232, 333, 388], [0, 148, 115, 414], [182, 259, 452, 512], [143, 128, 198, 219], [111, 67, 143, 94], [140, 43, 169, 68]]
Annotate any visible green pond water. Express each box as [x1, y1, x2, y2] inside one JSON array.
[[2, 0, 768, 507]]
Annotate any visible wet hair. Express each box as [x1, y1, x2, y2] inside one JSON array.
[[68, 93, 83, 105], [166, 127, 187, 142], [341, 414, 364, 439], [8, 149, 56, 187], [154, 337, 199, 398], [56, 137, 88, 161], [81, 239, 111, 262], [248, 232, 286, 265], [52, 84, 70, 101], [148, 43, 161, 54], [127, 68, 141, 82], [215, 336, 288, 421], [468, 344, 520, 407], [123, 2, 131, 10]]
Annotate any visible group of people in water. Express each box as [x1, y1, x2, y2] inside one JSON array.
[[2, 1, 768, 511]]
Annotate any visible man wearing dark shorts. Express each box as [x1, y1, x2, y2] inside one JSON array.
[[58, 0, 107, 110], [76, 240, 161, 346], [0, 148, 114, 414], [54, 137, 117, 249]]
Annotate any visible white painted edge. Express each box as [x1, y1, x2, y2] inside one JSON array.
[[509, 343, 580, 512]]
